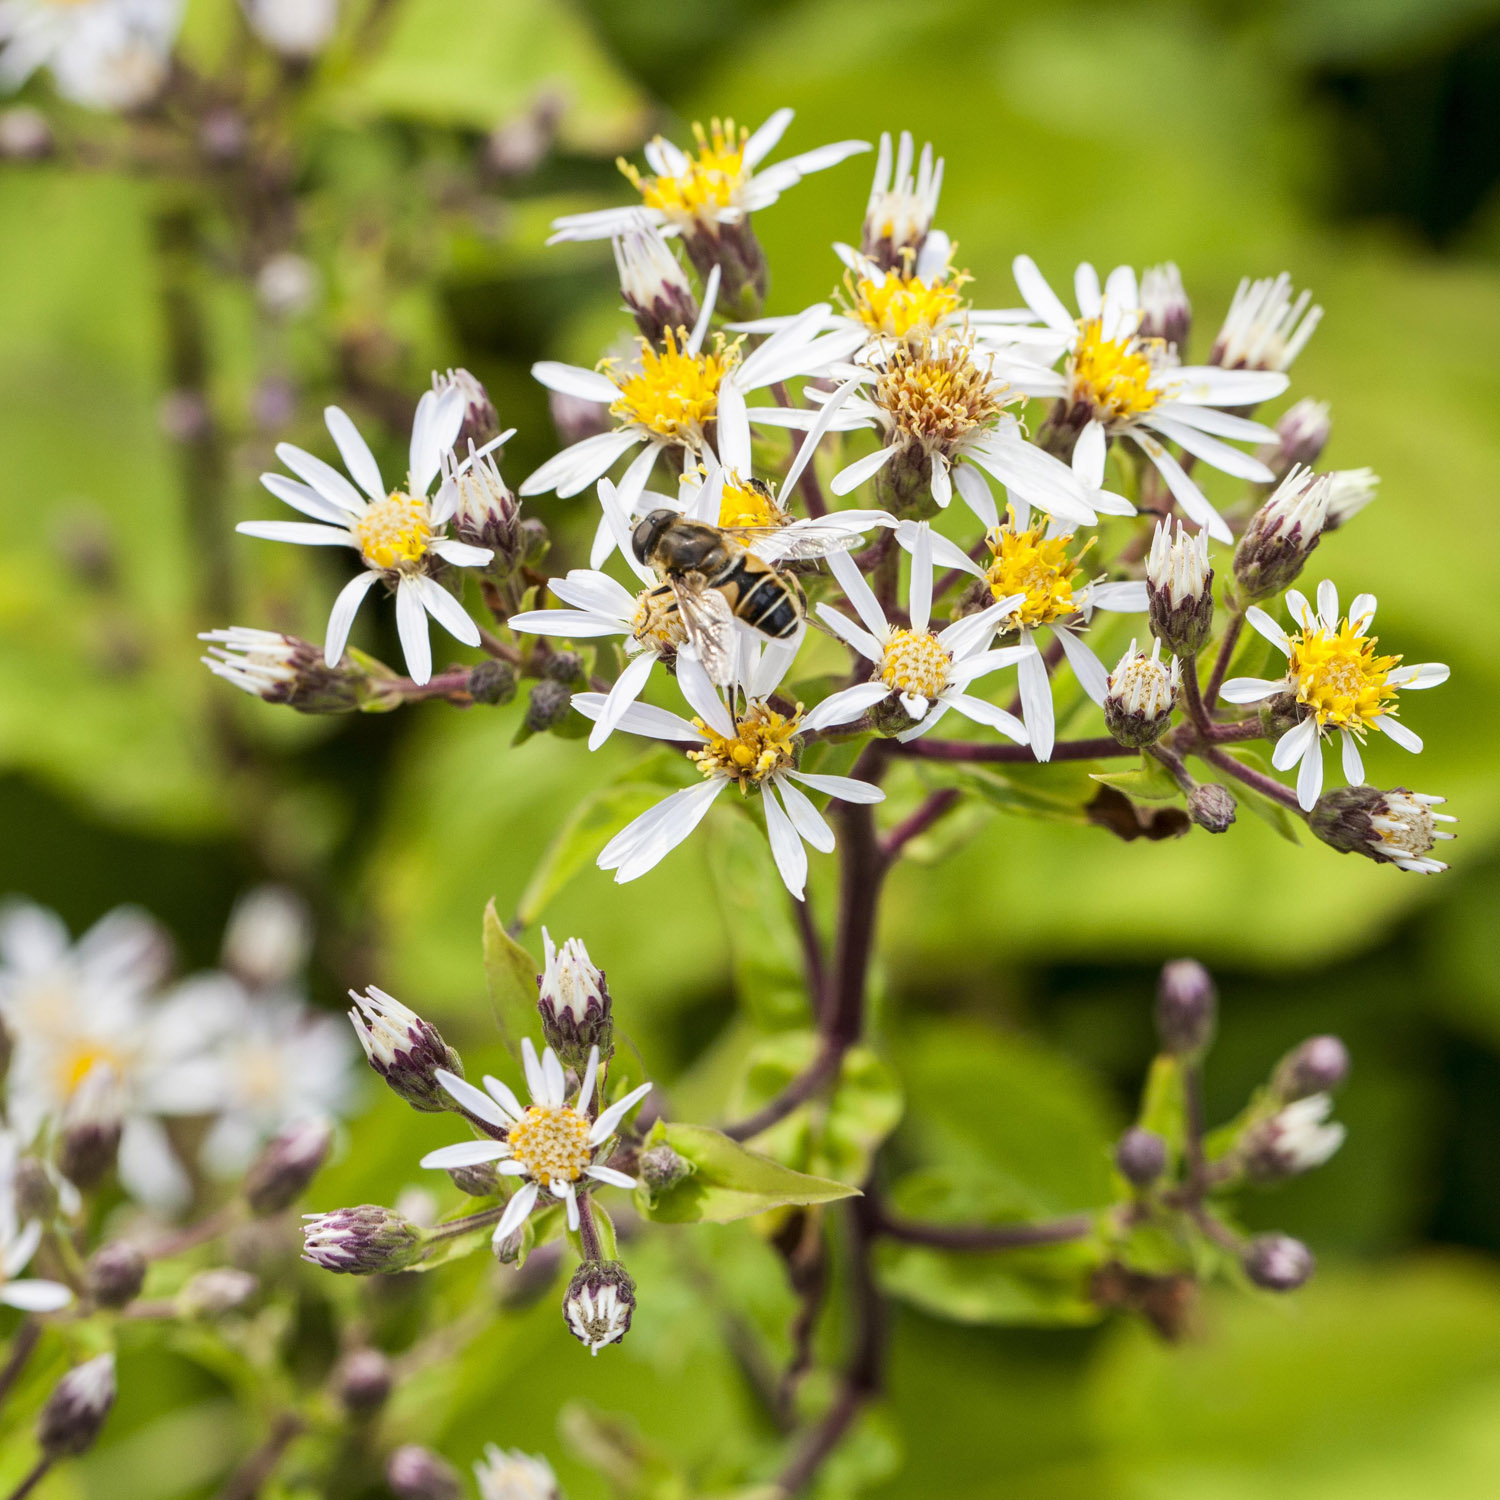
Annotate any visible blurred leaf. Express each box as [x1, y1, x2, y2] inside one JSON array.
[[1091, 756, 1184, 804], [1137, 1055, 1187, 1162], [482, 899, 539, 1068]]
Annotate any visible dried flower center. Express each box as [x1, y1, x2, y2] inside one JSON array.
[[874, 337, 1011, 449], [506, 1104, 593, 1186], [879, 628, 951, 700], [689, 701, 801, 789], [1287, 622, 1401, 736], [718, 475, 787, 528], [607, 330, 738, 443], [620, 119, 746, 220], [1069, 317, 1167, 422], [847, 271, 966, 340], [631, 585, 689, 652], [354, 493, 432, 572], [984, 520, 1089, 628]]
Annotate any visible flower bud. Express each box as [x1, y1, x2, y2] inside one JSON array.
[[1242, 1232, 1315, 1291], [1262, 398, 1331, 474], [1240, 1094, 1345, 1181], [1146, 519, 1214, 658], [614, 218, 700, 348], [87, 1243, 146, 1309], [199, 106, 247, 163], [334, 1347, 393, 1418], [1323, 467, 1379, 531], [1187, 782, 1236, 834], [492, 1224, 527, 1265], [1115, 1127, 1167, 1186], [1310, 785, 1456, 874], [388, 1446, 464, 1500], [680, 217, 769, 322], [245, 0, 339, 57], [242, 1118, 333, 1215], [522, 678, 580, 738], [563, 1260, 636, 1355], [1272, 1036, 1351, 1102], [13, 1158, 57, 1223], [447, 1160, 503, 1198], [548, 389, 611, 448], [445, 443, 519, 555], [199, 629, 370, 713], [517, 517, 551, 570], [1155, 959, 1217, 1056], [179, 1267, 259, 1316], [348, 987, 465, 1113], [1210, 273, 1321, 371], [638, 1143, 692, 1196], [434, 368, 500, 451], [474, 1445, 562, 1500], [58, 1068, 123, 1191], [861, 131, 943, 272], [1233, 465, 1330, 602], [1104, 639, 1179, 748], [302, 1205, 426, 1274], [38, 1354, 116, 1460], [0, 106, 53, 162], [537, 930, 612, 1068], [256, 253, 319, 320], [469, 659, 518, 706], [222, 884, 311, 990], [1138, 262, 1191, 351]]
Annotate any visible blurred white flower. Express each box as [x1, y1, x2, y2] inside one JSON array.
[[221, 884, 312, 991], [241, 0, 337, 59], [0, 0, 181, 111], [0, 1130, 72, 1311], [474, 1445, 561, 1500]]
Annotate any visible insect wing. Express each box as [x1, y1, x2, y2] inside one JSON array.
[[670, 576, 738, 687], [737, 523, 868, 564]]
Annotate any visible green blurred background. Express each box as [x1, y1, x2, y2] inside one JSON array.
[[6, 0, 1500, 1495]]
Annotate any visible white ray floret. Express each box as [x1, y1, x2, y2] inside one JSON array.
[[0, 0, 181, 112]]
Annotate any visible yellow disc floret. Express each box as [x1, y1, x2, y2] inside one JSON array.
[[984, 511, 1092, 629], [846, 270, 967, 341], [689, 701, 801, 791], [505, 1103, 593, 1187], [607, 329, 739, 444], [1287, 619, 1401, 737], [631, 585, 689, 652], [619, 119, 747, 221], [875, 335, 1013, 449], [1069, 317, 1169, 422], [354, 492, 432, 572], [880, 628, 951, 701], [718, 475, 788, 528]]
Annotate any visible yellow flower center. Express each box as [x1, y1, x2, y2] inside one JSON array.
[[56, 1043, 120, 1099], [1287, 621, 1402, 736], [984, 517, 1090, 629], [879, 627, 951, 700], [1069, 317, 1167, 422], [689, 701, 801, 789], [631, 584, 689, 652], [718, 476, 787, 528], [354, 492, 432, 572], [607, 329, 739, 444], [505, 1103, 593, 1187], [619, 119, 747, 221], [875, 336, 1013, 449], [846, 271, 967, 340]]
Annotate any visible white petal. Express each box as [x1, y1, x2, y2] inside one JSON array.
[[1018, 644, 1054, 762], [1376, 716, 1423, 753], [0, 1280, 73, 1313], [1012, 254, 1076, 335], [675, 649, 736, 739], [1073, 420, 1107, 489], [542, 1047, 567, 1108], [521, 1037, 546, 1103], [743, 106, 794, 169], [431, 538, 493, 568], [324, 569, 381, 666], [775, 776, 837, 852], [589, 1081, 654, 1144], [1054, 626, 1110, 706], [908, 522, 934, 634], [436, 1068, 509, 1129], [482, 1075, 525, 1120], [520, 430, 637, 498], [1128, 432, 1231, 543], [589, 651, 658, 750], [600, 780, 726, 882], [236, 520, 358, 547], [260, 473, 354, 526], [420, 1140, 511, 1169], [800, 680, 891, 731], [1340, 731, 1364, 785], [324, 406, 385, 501], [1317, 578, 1340, 628], [274, 443, 367, 514], [395, 578, 433, 684], [1168, 366, 1290, 405], [1144, 415, 1274, 482], [952, 462, 999, 528], [584, 1164, 639, 1190], [762, 784, 809, 901], [531, 361, 617, 403], [493, 1183, 540, 1245], [572, 692, 699, 743], [1390, 662, 1449, 690], [784, 771, 884, 804], [412, 574, 480, 646], [825, 548, 889, 644], [1246, 606, 1291, 654], [1074, 262, 1102, 320], [716, 376, 751, 473], [946, 694, 1028, 741], [1297, 733, 1324, 810], [831, 444, 898, 495], [1272, 716, 1317, 773], [1219, 676, 1285, 704]]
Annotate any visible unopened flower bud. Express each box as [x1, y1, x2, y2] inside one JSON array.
[[638, 1143, 692, 1195], [447, 1160, 503, 1197], [1233, 465, 1330, 602], [13, 1158, 56, 1223], [1272, 1035, 1350, 1102], [1324, 467, 1379, 530], [0, 106, 53, 161], [222, 884, 311, 989], [199, 629, 370, 713], [548, 389, 611, 448], [1146, 519, 1214, 658], [1263, 398, 1331, 474], [522, 678, 578, 738], [1211, 273, 1321, 371], [199, 106, 247, 162], [38, 1354, 115, 1460], [1240, 1094, 1345, 1181], [1310, 785, 1456, 874], [301, 1205, 425, 1274], [483, 90, 564, 178], [388, 1445, 463, 1500], [1115, 1128, 1167, 1186], [474, 1444, 562, 1500], [563, 1261, 636, 1355], [680, 217, 769, 322], [1104, 639, 1179, 748], [58, 1069, 123, 1191], [492, 1224, 527, 1265], [861, 131, 942, 272], [446, 443, 519, 556], [1138, 262, 1191, 351], [1156, 959, 1217, 1056], [243, 1118, 332, 1215], [517, 517, 551, 569], [1243, 1232, 1315, 1291], [256, 252, 319, 320], [334, 1347, 392, 1417], [87, 1243, 146, 1309], [536, 930, 612, 1068], [1187, 782, 1236, 834], [614, 218, 700, 347], [433, 368, 500, 451], [469, 659, 518, 706], [348, 986, 464, 1113], [180, 1267, 259, 1316]]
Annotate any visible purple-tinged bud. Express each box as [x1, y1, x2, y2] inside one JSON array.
[[1115, 1128, 1167, 1186], [1240, 1095, 1345, 1181], [1138, 262, 1191, 352], [680, 216, 768, 322], [468, 659, 518, 706], [521, 678, 582, 739], [1243, 1233, 1315, 1291], [242, 1118, 333, 1215], [179, 1268, 259, 1317], [548, 389, 611, 448], [0, 106, 53, 161], [537, 929, 612, 1068], [1323, 467, 1379, 531], [348, 987, 464, 1113], [433, 368, 500, 451], [638, 1143, 692, 1196], [334, 1348, 392, 1417], [861, 130, 943, 272], [199, 106, 248, 163], [1233, 465, 1330, 602], [1104, 639, 1179, 748], [1211, 273, 1321, 371], [58, 1068, 123, 1191], [1187, 782, 1237, 834], [614, 217, 700, 348], [1263, 398, 1331, 474], [38, 1354, 116, 1460], [1310, 785, 1456, 874], [1146, 519, 1214, 658], [492, 1224, 526, 1265], [563, 1261, 636, 1355], [87, 1243, 146, 1309], [13, 1159, 57, 1223], [447, 1160, 503, 1198], [445, 441, 517, 558], [387, 1445, 463, 1500], [1272, 1036, 1351, 1102], [1156, 959, 1217, 1056], [199, 629, 373, 713], [301, 1205, 425, 1275]]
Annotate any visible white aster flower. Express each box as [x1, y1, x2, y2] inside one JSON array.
[[860, 128, 944, 270], [421, 1041, 650, 1245], [1246, 1094, 1346, 1177], [814, 523, 1030, 742], [547, 108, 868, 244], [1004, 256, 1290, 541], [1220, 580, 1449, 810], [238, 390, 492, 685], [573, 643, 884, 900], [241, 0, 337, 58], [0, 0, 180, 111], [1364, 790, 1457, 874], [1325, 466, 1379, 529], [474, 1445, 561, 1500], [1210, 272, 1322, 372], [0, 1131, 71, 1312], [221, 884, 311, 991]]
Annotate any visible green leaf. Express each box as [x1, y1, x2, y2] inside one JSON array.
[[482, 898, 539, 1066], [925, 762, 1096, 823], [637, 1122, 859, 1224], [1137, 1055, 1187, 1161], [1091, 755, 1185, 804]]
